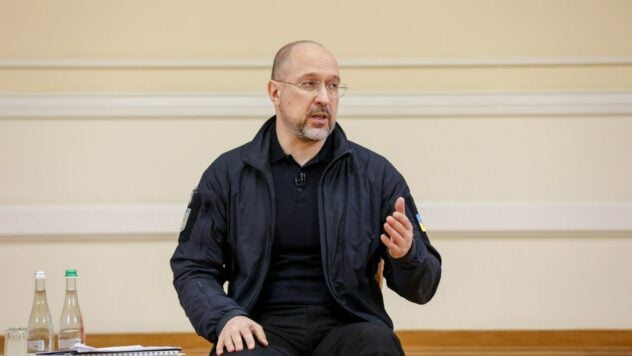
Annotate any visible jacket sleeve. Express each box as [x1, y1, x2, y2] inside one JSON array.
[[170, 163, 247, 343], [380, 163, 442, 304]]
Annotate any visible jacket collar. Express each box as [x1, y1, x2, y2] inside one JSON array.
[[269, 124, 335, 166], [242, 116, 352, 171]]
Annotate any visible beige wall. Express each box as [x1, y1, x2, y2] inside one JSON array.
[[2, 231, 632, 333], [1, 0, 632, 334]]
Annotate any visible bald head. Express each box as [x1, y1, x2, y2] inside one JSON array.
[[271, 40, 329, 80]]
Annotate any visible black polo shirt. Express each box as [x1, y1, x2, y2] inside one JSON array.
[[256, 129, 336, 307]]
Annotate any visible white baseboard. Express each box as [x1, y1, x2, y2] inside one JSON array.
[[1, 92, 631, 119], [1, 202, 631, 236]]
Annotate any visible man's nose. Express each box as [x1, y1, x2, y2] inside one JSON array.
[[314, 83, 332, 104]]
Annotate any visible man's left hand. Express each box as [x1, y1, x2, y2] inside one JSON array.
[[380, 197, 413, 259]]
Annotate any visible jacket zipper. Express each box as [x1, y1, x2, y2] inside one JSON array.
[[318, 150, 364, 319], [242, 160, 275, 312]]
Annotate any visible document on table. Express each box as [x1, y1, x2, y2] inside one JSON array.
[[37, 343, 182, 356]]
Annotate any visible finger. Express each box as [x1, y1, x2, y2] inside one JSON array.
[[241, 328, 256, 350], [382, 233, 405, 257], [216, 337, 225, 356], [395, 197, 406, 215], [392, 211, 413, 231], [386, 215, 407, 237], [231, 331, 244, 352], [252, 324, 269, 346], [224, 333, 236, 353], [384, 220, 404, 245], [381, 233, 399, 253]]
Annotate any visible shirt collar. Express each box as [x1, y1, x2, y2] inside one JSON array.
[[269, 127, 334, 166]]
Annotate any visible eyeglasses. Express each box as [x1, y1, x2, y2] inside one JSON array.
[[274, 80, 348, 98]]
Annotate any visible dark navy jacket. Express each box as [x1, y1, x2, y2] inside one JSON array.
[[170, 117, 442, 343]]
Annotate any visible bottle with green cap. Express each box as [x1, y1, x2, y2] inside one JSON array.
[[57, 269, 85, 350], [27, 271, 54, 354]]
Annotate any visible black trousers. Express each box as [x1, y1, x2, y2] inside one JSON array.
[[210, 304, 405, 356]]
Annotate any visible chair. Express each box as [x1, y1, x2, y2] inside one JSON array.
[[375, 259, 385, 287]]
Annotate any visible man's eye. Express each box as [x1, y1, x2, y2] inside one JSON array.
[[300, 81, 318, 90], [326, 83, 339, 90]]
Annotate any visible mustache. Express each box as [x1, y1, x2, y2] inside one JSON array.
[[308, 106, 331, 117]]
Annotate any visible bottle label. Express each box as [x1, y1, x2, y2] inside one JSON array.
[[27, 340, 45, 352], [59, 338, 82, 350]]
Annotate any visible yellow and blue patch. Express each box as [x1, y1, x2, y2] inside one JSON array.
[[416, 213, 427, 233]]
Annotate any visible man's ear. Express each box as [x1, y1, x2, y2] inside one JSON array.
[[268, 80, 281, 106]]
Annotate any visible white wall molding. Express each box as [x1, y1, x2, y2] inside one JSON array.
[[1, 56, 632, 69], [1, 92, 632, 119], [1, 202, 631, 236], [422, 202, 632, 232], [0, 204, 182, 236]]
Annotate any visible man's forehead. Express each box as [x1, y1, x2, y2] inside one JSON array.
[[290, 43, 336, 63], [286, 45, 339, 77]]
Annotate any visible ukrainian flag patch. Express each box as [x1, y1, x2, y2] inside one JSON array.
[[180, 208, 191, 232], [416, 213, 427, 233]]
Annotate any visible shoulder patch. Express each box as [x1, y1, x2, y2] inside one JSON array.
[[178, 188, 200, 242], [416, 213, 427, 233], [180, 208, 191, 232]]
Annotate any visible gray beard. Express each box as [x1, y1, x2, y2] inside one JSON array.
[[284, 118, 333, 142], [301, 125, 332, 141]]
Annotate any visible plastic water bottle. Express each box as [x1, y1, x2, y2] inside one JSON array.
[[57, 269, 85, 350], [27, 271, 54, 354]]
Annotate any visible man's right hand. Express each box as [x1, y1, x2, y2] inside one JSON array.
[[216, 315, 268, 355]]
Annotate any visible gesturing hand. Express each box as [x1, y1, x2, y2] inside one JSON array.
[[380, 197, 413, 259], [216, 315, 268, 355]]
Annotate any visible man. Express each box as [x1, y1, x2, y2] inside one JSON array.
[[171, 40, 441, 355]]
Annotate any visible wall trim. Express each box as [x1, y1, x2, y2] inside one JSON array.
[[1, 56, 632, 69], [1, 91, 632, 119], [1, 202, 631, 236]]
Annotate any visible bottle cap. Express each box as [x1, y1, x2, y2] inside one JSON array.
[[65, 269, 78, 277], [34, 271, 46, 279]]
